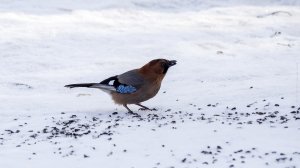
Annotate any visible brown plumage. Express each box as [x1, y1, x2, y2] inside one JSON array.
[[65, 59, 176, 113]]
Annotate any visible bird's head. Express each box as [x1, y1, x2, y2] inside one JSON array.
[[140, 59, 177, 75]]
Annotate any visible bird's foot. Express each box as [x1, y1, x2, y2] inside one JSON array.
[[127, 111, 141, 117], [139, 108, 157, 111]]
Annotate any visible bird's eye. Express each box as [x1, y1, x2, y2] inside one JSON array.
[[161, 62, 166, 67]]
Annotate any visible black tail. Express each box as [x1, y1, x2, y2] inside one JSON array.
[[65, 83, 98, 88]]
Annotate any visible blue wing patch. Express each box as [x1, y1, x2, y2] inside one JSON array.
[[116, 85, 137, 94]]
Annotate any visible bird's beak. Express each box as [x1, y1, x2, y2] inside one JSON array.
[[168, 60, 177, 67]]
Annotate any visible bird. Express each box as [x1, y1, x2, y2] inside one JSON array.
[[65, 59, 176, 114]]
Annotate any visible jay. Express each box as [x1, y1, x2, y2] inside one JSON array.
[[65, 59, 176, 113]]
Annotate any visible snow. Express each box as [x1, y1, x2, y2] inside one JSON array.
[[0, 0, 300, 168]]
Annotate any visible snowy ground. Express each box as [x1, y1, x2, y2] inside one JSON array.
[[0, 0, 300, 168]]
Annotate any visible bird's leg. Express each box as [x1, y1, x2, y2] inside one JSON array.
[[123, 104, 140, 116], [135, 103, 157, 111], [123, 104, 133, 113], [135, 103, 150, 110]]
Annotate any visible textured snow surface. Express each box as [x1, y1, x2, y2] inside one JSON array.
[[0, 0, 300, 168]]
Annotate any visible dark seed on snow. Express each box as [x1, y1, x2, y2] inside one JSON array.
[[256, 112, 266, 115], [70, 115, 77, 118], [234, 150, 243, 153], [276, 157, 287, 162], [201, 151, 212, 155], [5, 130, 14, 134]]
